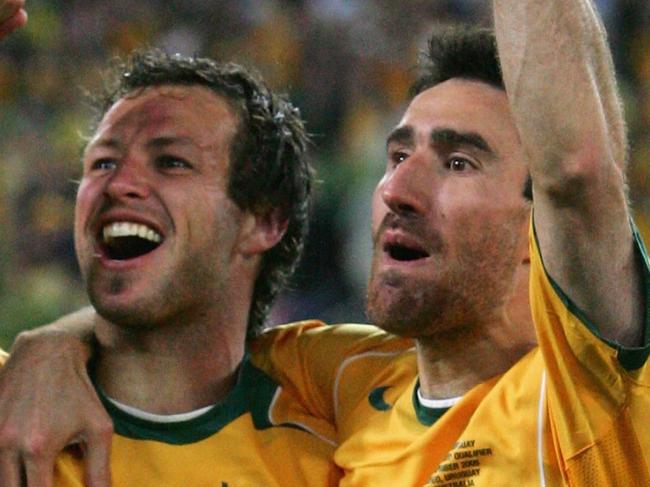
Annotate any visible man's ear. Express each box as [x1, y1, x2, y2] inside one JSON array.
[[237, 209, 288, 257]]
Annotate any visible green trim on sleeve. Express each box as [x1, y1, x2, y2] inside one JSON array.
[[92, 355, 280, 444], [532, 220, 650, 371]]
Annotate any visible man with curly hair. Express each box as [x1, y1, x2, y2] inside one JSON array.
[[0, 7, 339, 485], [1, 0, 648, 486]]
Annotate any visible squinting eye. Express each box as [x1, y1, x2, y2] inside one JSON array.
[[92, 158, 116, 171], [158, 156, 191, 170]]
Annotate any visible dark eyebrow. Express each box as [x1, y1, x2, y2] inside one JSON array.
[[386, 126, 415, 149], [431, 128, 495, 156], [85, 136, 196, 153], [386, 126, 495, 157]]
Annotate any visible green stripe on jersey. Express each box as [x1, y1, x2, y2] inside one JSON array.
[[532, 218, 650, 371], [93, 356, 279, 444]]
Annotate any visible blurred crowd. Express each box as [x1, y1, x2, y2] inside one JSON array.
[[0, 0, 648, 348]]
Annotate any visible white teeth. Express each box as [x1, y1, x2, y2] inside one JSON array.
[[102, 221, 162, 243]]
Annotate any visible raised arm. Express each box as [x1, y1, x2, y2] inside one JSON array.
[[493, 0, 644, 346], [0, 308, 113, 487]]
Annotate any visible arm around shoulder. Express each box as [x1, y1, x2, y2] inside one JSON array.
[[0, 307, 113, 487]]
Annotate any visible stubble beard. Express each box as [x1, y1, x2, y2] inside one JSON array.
[[85, 268, 167, 328], [366, 227, 523, 339], [84, 250, 225, 330], [366, 262, 485, 338]]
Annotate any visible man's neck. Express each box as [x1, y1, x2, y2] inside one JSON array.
[[415, 315, 536, 400], [94, 314, 247, 415]]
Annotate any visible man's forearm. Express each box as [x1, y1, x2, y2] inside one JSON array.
[[0, 306, 112, 487], [11, 306, 97, 361], [493, 0, 643, 346], [493, 0, 626, 178]]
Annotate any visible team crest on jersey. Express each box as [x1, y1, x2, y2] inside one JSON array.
[[368, 386, 393, 411]]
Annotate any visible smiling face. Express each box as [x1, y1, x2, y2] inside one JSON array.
[[76, 85, 252, 328], [367, 79, 531, 338]]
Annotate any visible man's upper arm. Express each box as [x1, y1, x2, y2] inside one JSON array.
[[494, 0, 644, 347], [250, 322, 413, 425]]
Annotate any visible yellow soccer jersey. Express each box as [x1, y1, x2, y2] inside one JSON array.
[[252, 223, 650, 486], [53, 356, 341, 487]]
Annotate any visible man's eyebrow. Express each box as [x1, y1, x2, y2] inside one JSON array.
[[86, 138, 119, 150], [386, 126, 415, 149], [86, 136, 197, 152], [146, 135, 197, 149], [82, 137, 119, 158], [431, 128, 495, 155]]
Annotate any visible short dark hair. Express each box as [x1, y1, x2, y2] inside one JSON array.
[[88, 49, 312, 338], [411, 26, 532, 200], [411, 25, 504, 96]]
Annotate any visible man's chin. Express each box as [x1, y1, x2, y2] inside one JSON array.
[[366, 304, 412, 336], [366, 275, 464, 339], [366, 284, 424, 338], [88, 288, 151, 328], [91, 301, 141, 328]]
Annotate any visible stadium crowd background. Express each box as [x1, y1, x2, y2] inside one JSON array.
[[0, 0, 648, 348]]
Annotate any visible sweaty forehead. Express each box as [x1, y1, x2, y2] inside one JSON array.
[[93, 85, 238, 147]]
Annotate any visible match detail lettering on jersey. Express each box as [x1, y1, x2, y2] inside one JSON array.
[[423, 440, 492, 487]]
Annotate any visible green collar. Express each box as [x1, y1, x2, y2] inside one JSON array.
[[92, 355, 278, 444]]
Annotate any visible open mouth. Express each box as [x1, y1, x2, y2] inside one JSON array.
[[384, 243, 429, 262], [101, 222, 163, 261]]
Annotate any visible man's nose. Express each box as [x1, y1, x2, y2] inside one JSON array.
[[380, 156, 431, 216], [104, 157, 151, 201]]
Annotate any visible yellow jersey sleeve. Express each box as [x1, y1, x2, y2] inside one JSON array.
[[530, 220, 650, 484], [250, 321, 414, 428]]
